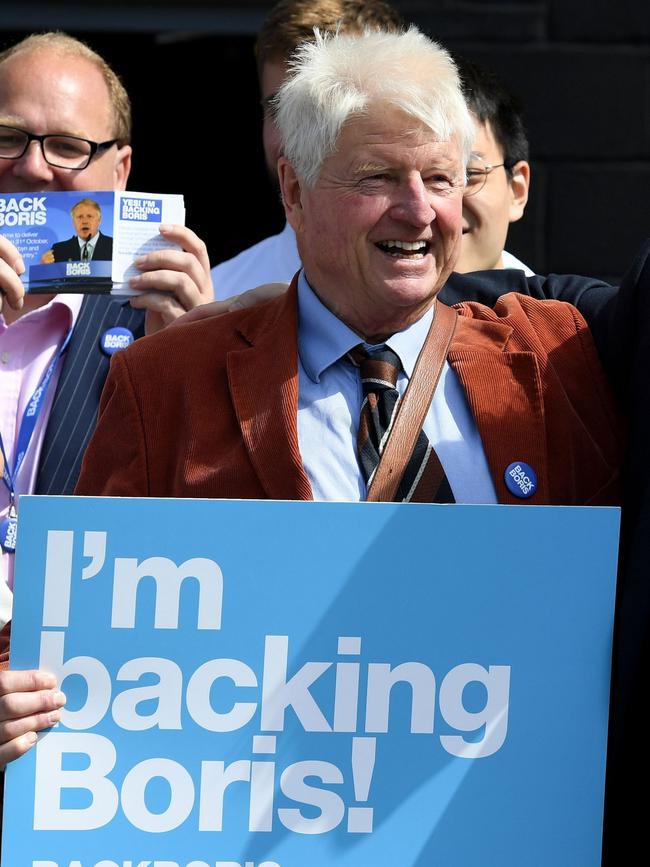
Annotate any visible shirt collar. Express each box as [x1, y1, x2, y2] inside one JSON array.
[[29, 294, 84, 333], [0, 292, 83, 334], [382, 304, 433, 380], [77, 233, 99, 249], [297, 270, 434, 383], [51, 292, 84, 324], [298, 271, 359, 382]]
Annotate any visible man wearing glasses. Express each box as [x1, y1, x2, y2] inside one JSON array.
[[0, 32, 214, 623], [454, 57, 532, 276]]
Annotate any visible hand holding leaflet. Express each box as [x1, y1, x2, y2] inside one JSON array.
[[0, 233, 25, 315], [128, 223, 215, 334]]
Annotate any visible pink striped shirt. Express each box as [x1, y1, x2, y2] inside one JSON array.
[[1, 294, 83, 593]]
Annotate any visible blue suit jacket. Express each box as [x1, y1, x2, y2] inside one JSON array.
[[34, 294, 144, 495], [50, 232, 113, 262]]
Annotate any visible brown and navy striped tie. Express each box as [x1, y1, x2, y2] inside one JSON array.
[[349, 346, 455, 503]]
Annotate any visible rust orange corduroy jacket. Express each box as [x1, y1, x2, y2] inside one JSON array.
[[0, 282, 623, 670], [73, 280, 622, 508]]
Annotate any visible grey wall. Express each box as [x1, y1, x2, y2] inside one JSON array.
[[401, 0, 650, 280]]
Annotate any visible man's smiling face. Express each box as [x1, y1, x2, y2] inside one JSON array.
[[280, 107, 464, 342]]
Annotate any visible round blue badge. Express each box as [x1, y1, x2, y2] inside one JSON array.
[[100, 327, 134, 357], [504, 461, 538, 499]]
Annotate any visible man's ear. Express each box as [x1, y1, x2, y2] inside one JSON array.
[[113, 144, 132, 191], [278, 157, 304, 233], [508, 160, 530, 224]]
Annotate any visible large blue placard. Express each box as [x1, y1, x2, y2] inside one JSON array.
[[3, 496, 619, 867]]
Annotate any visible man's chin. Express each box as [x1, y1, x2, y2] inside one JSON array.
[[378, 255, 454, 300], [375, 275, 440, 313], [358, 292, 439, 341]]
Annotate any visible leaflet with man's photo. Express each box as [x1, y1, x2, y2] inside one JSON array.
[[0, 190, 185, 295]]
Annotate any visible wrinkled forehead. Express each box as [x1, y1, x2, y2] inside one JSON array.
[[0, 49, 114, 138], [333, 107, 464, 171]]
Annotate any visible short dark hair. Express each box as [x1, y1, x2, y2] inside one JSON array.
[[456, 56, 529, 170], [256, 0, 404, 75]]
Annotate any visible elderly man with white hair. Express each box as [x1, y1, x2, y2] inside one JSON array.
[[0, 28, 622, 763]]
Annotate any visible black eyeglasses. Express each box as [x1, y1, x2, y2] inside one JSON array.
[[464, 156, 510, 197], [0, 125, 118, 170]]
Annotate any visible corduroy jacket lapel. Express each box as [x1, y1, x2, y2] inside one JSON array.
[[448, 314, 550, 504], [227, 279, 313, 501]]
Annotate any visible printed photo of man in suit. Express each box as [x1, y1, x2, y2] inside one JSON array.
[[41, 197, 113, 263]]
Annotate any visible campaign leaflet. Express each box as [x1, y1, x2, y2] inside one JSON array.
[[0, 190, 185, 295]]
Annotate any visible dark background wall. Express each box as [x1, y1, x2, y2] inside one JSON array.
[[2, 1, 649, 281]]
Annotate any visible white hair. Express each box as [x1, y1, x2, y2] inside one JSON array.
[[275, 26, 476, 186]]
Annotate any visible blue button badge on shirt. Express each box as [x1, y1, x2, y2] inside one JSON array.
[[504, 461, 537, 499], [100, 327, 134, 357]]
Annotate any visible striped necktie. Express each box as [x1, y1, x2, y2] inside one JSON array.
[[349, 346, 455, 503]]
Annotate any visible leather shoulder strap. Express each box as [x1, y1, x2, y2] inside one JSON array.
[[367, 301, 458, 502]]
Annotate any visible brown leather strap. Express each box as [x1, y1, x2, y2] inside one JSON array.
[[367, 301, 458, 502]]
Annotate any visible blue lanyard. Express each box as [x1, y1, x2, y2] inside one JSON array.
[[0, 326, 74, 507]]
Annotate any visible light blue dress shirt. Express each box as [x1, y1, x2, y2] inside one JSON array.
[[296, 272, 497, 504], [77, 233, 99, 259]]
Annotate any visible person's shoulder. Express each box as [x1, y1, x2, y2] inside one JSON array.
[[120, 287, 296, 372], [211, 224, 300, 297], [457, 290, 578, 317], [454, 292, 588, 350], [501, 249, 535, 277]]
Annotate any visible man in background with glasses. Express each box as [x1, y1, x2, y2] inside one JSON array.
[[0, 32, 214, 626], [455, 57, 532, 276]]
